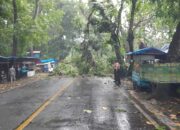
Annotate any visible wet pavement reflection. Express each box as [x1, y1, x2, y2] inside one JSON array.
[[26, 77, 155, 130], [0, 77, 155, 130]]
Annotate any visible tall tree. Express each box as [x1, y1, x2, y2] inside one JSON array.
[[12, 0, 18, 56], [30, 0, 40, 56], [32, 0, 40, 20], [117, 0, 125, 36], [167, 22, 180, 62], [81, 8, 96, 67], [151, 0, 180, 62], [127, 0, 137, 75], [0, 0, 12, 56], [127, 0, 137, 53], [87, 0, 124, 62]]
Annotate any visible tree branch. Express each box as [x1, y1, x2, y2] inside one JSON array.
[[117, 0, 125, 36], [133, 15, 155, 30], [32, 0, 40, 20]]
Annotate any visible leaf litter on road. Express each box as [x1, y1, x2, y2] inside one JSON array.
[[146, 121, 153, 125], [116, 108, 127, 113], [83, 109, 92, 114], [102, 107, 108, 110], [169, 114, 177, 120]]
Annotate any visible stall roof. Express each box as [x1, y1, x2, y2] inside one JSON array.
[[127, 47, 166, 56], [0, 56, 8, 62], [0, 56, 40, 63], [16, 57, 40, 62]]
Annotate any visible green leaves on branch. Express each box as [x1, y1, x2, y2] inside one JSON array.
[[0, 0, 64, 56]]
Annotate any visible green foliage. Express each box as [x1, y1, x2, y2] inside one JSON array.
[[89, 57, 112, 76], [52, 45, 115, 77], [74, 57, 112, 76], [53, 62, 79, 77], [155, 126, 166, 130], [77, 61, 91, 74], [0, 0, 64, 56], [107, 55, 116, 65], [0, 0, 179, 76], [149, 0, 179, 37], [153, 0, 180, 22], [47, 0, 87, 60], [130, 0, 179, 48], [0, 0, 13, 56]]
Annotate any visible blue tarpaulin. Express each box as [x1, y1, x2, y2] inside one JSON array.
[[40, 58, 57, 63], [127, 47, 166, 55]]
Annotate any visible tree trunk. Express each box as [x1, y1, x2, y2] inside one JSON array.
[[167, 22, 180, 62], [117, 0, 125, 36], [81, 9, 96, 68], [111, 32, 122, 63], [12, 0, 18, 56], [127, 31, 134, 52], [127, 0, 137, 75], [114, 44, 122, 63], [30, 0, 40, 56], [114, 0, 125, 63], [127, 0, 137, 52], [33, 0, 40, 20]]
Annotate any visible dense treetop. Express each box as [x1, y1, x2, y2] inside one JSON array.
[[0, 0, 179, 64]]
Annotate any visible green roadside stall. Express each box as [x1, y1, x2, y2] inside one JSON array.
[[127, 47, 180, 90]]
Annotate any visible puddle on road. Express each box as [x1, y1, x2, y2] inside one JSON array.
[[45, 118, 89, 130], [83, 109, 92, 114], [54, 125, 89, 130], [45, 118, 78, 128], [67, 97, 71, 100], [115, 108, 127, 113], [66, 96, 81, 100], [102, 107, 108, 110], [76, 97, 81, 99], [116, 112, 131, 130]]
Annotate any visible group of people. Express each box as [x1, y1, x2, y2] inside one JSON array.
[[9, 65, 28, 83], [0, 64, 28, 83]]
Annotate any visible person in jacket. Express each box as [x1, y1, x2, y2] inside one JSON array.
[[113, 61, 121, 86], [9, 66, 16, 83]]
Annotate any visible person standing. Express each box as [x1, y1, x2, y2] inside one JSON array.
[[9, 65, 16, 83], [113, 61, 121, 86], [21, 64, 28, 77], [16, 65, 21, 79]]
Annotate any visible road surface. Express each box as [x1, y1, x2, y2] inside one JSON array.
[[0, 77, 155, 130]]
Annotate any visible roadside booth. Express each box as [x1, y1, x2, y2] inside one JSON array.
[[8, 57, 40, 78], [0, 56, 40, 82], [127, 47, 167, 90], [0, 56, 10, 83], [17, 57, 39, 77], [36, 58, 57, 73]]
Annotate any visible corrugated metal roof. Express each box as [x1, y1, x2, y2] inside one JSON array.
[[127, 47, 166, 55], [161, 44, 169, 53]]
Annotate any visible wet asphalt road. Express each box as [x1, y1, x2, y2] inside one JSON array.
[[0, 77, 155, 130]]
